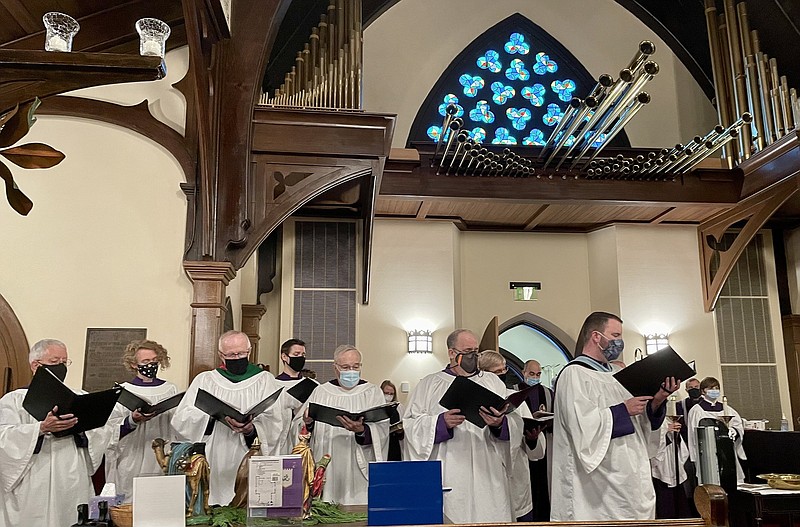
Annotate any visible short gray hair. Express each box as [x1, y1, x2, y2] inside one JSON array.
[[29, 339, 66, 363], [333, 345, 361, 363], [218, 330, 250, 351], [446, 329, 474, 350]]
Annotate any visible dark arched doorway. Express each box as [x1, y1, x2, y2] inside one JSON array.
[[498, 312, 573, 389], [0, 293, 31, 395]]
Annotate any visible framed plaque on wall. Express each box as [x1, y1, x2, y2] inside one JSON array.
[[83, 328, 146, 392]]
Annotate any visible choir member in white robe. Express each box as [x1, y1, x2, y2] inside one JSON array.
[[649, 418, 691, 518], [274, 338, 317, 454], [687, 376, 746, 484], [302, 345, 389, 506], [0, 339, 116, 527], [171, 331, 284, 506], [403, 330, 517, 524], [551, 312, 677, 521], [105, 340, 179, 503]]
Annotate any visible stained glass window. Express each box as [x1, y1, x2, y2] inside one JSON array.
[[408, 14, 630, 149]]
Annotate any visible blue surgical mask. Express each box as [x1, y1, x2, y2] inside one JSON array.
[[599, 333, 624, 361], [339, 370, 360, 388], [706, 389, 721, 401], [525, 377, 541, 386]]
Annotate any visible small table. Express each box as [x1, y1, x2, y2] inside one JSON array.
[[733, 484, 800, 527]]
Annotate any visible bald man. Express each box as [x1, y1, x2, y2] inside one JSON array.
[[520, 359, 553, 521]]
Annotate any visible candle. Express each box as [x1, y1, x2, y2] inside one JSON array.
[[722, 396, 729, 416], [46, 35, 69, 52], [667, 396, 677, 417], [141, 39, 163, 57]]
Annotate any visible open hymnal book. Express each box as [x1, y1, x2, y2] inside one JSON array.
[[194, 387, 283, 429], [286, 377, 318, 404], [438, 376, 536, 428], [117, 389, 185, 415], [22, 367, 121, 437], [308, 401, 399, 428], [613, 346, 696, 397]]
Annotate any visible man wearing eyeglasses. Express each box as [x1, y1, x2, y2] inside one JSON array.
[[171, 330, 285, 506], [0, 339, 116, 527], [302, 345, 389, 506], [403, 329, 516, 524]]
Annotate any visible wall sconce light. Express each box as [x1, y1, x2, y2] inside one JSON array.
[[645, 333, 669, 355], [136, 18, 171, 58], [43, 12, 80, 52], [408, 330, 433, 353]]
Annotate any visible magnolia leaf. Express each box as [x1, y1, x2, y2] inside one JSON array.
[[0, 98, 39, 148], [0, 161, 33, 215], [0, 143, 65, 169], [0, 104, 19, 132]]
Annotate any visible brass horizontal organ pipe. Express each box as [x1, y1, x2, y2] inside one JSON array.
[[259, 0, 362, 109]]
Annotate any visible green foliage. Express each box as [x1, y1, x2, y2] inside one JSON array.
[[191, 500, 366, 527]]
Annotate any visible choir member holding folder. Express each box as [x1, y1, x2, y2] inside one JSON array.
[[0, 339, 119, 527], [403, 329, 518, 524], [105, 340, 181, 503], [274, 338, 318, 454], [171, 331, 285, 506], [302, 345, 389, 506]]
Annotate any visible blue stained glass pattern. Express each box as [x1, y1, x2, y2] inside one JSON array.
[[459, 74, 485, 97], [523, 129, 546, 146], [504, 33, 530, 55], [438, 94, 465, 117], [521, 84, 546, 107], [477, 50, 502, 73], [551, 79, 576, 102], [468, 127, 486, 143], [506, 107, 532, 130], [491, 82, 515, 105], [492, 127, 517, 145], [585, 131, 607, 147], [469, 100, 495, 123], [533, 52, 558, 75], [543, 103, 562, 126], [505, 59, 530, 81], [427, 125, 451, 142]]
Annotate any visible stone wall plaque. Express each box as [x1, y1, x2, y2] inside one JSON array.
[[82, 328, 146, 392]]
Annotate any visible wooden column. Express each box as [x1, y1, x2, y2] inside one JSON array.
[[241, 303, 268, 359], [183, 261, 237, 379], [781, 314, 800, 427]]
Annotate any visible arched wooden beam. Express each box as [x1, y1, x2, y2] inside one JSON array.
[[0, 293, 31, 394], [38, 95, 194, 183], [699, 177, 799, 312]]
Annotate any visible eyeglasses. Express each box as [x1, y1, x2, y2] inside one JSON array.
[[451, 347, 480, 355], [335, 363, 361, 371], [220, 349, 251, 360], [37, 358, 72, 367]]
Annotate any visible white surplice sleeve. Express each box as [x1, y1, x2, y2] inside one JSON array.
[[0, 391, 39, 493]]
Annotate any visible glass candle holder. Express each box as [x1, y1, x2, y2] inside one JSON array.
[[135, 18, 171, 58], [43, 12, 80, 52]]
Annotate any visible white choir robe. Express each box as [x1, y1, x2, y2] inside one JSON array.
[[305, 381, 389, 505], [403, 371, 517, 524], [551, 365, 663, 521], [170, 370, 285, 505], [275, 376, 318, 454], [0, 388, 116, 527], [687, 398, 746, 483], [105, 380, 179, 502], [649, 419, 688, 487]]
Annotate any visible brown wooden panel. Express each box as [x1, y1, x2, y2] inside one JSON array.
[[656, 205, 732, 223], [375, 198, 421, 216], [427, 200, 542, 226], [534, 204, 663, 225]]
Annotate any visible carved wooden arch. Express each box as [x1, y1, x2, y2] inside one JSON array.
[[699, 177, 800, 312], [498, 311, 577, 357], [0, 293, 31, 394]]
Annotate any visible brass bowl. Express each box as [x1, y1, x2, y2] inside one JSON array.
[[757, 473, 800, 490]]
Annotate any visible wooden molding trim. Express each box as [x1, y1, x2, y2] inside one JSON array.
[[183, 260, 237, 284], [698, 177, 800, 312], [38, 95, 194, 183], [0, 292, 31, 394]]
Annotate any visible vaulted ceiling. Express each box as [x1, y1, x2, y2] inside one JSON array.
[[2, 0, 799, 233]]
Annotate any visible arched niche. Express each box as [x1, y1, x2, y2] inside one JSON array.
[[0, 293, 31, 394]]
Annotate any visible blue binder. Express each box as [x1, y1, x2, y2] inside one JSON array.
[[368, 461, 444, 526]]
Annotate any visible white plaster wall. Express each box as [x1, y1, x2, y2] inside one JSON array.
[[587, 227, 621, 316], [0, 49, 192, 390], [363, 0, 717, 148]]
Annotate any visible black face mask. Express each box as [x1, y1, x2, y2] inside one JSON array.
[[496, 372, 508, 384], [42, 363, 68, 382], [225, 357, 250, 375], [687, 387, 702, 400], [285, 355, 306, 373], [137, 363, 159, 379], [457, 352, 479, 374]]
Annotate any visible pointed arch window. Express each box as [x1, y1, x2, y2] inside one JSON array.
[[408, 14, 630, 149]]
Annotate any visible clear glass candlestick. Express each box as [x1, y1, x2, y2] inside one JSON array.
[[43, 12, 80, 52], [135, 18, 171, 58]]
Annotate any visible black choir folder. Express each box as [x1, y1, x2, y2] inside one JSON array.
[[308, 401, 398, 428], [194, 387, 283, 428], [22, 367, 121, 437], [438, 376, 535, 428], [613, 346, 696, 397], [286, 377, 318, 404], [117, 389, 185, 415]]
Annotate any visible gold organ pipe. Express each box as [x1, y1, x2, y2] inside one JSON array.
[[736, 2, 764, 151], [781, 76, 792, 132], [769, 58, 785, 136], [723, 0, 752, 159], [705, 0, 734, 167]]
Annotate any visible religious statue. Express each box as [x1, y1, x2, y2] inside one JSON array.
[[229, 437, 262, 508], [291, 425, 332, 516], [152, 438, 211, 517]]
